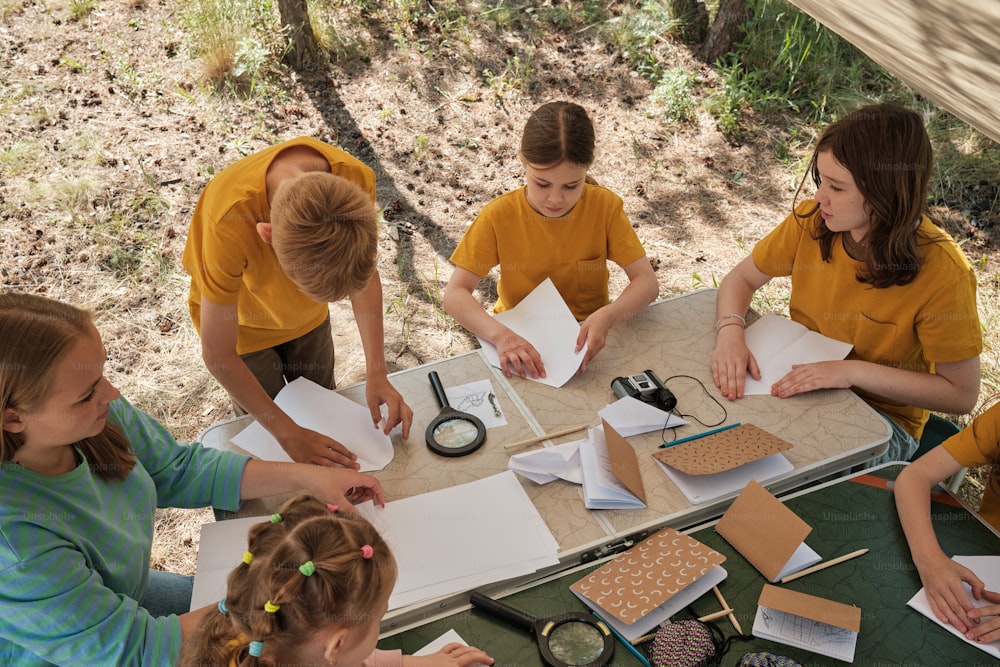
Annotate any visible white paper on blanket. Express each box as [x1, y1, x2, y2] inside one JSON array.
[[230, 377, 394, 471], [415, 629, 489, 667], [477, 278, 587, 388], [598, 395, 687, 436], [907, 555, 1000, 660], [444, 378, 507, 429], [742, 314, 854, 395], [508, 439, 584, 484]]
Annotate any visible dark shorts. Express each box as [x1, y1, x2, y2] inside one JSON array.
[[231, 316, 335, 414]]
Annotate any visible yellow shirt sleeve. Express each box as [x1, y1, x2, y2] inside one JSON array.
[[943, 405, 1000, 531]]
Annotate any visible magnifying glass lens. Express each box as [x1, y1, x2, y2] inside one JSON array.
[[547, 620, 606, 666], [432, 418, 481, 449]]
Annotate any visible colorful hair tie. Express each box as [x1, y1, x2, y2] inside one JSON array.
[[218, 598, 229, 615], [269, 513, 282, 523], [326, 503, 339, 513], [299, 560, 316, 576], [361, 544, 374, 559], [242, 550, 253, 565], [264, 600, 281, 614], [248, 640, 265, 657]]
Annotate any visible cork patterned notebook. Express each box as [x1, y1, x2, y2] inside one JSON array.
[[653, 423, 793, 475], [570, 526, 726, 626]]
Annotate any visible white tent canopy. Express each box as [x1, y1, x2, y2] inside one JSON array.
[[788, 0, 1000, 144]]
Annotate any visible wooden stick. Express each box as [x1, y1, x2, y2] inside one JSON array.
[[779, 548, 870, 584], [713, 586, 743, 635], [503, 423, 592, 451], [630, 608, 735, 644]]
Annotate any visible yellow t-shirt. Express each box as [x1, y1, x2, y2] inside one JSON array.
[[183, 137, 376, 355], [752, 201, 982, 439], [449, 183, 647, 320], [943, 405, 1000, 531]]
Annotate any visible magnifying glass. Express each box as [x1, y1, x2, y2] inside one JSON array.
[[425, 371, 487, 457], [470, 590, 614, 667]]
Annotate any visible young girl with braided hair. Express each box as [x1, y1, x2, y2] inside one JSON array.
[[180, 494, 494, 667]]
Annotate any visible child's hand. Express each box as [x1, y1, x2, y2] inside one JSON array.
[[770, 360, 856, 398], [917, 553, 985, 633], [577, 308, 615, 371], [281, 425, 360, 469], [403, 643, 494, 667], [496, 331, 545, 379], [966, 590, 1000, 644], [710, 327, 760, 400]]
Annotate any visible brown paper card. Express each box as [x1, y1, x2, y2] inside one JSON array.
[[652, 423, 793, 475], [715, 479, 812, 582], [758, 584, 862, 632], [570, 526, 726, 625], [602, 419, 646, 504]]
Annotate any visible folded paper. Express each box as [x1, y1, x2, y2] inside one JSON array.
[[579, 421, 646, 509], [753, 584, 861, 662], [715, 479, 821, 582]]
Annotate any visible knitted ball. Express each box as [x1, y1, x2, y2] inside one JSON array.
[[649, 620, 716, 667], [737, 652, 803, 667]]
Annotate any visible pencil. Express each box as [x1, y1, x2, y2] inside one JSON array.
[[779, 548, 870, 584], [503, 423, 592, 451], [713, 586, 743, 634], [661, 422, 741, 448], [591, 612, 652, 666]]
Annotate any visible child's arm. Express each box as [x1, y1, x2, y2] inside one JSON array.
[[576, 256, 658, 370], [710, 256, 771, 399], [349, 269, 414, 438], [397, 644, 494, 667], [443, 266, 546, 379], [895, 445, 986, 632], [199, 298, 359, 469], [239, 459, 386, 509]]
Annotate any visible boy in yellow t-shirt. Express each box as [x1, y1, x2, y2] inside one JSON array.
[[444, 102, 659, 380], [183, 137, 412, 467]]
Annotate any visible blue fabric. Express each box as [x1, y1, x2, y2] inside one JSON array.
[[142, 569, 194, 617], [869, 410, 919, 466]]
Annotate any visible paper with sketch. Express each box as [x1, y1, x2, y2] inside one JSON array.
[[598, 395, 688, 436], [579, 421, 646, 509], [743, 314, 853, 395], [230, 377, 394, 471], [907, 555, 1000, 659], [445, 378, 507, 429], [508, 439, 583, 484], [477, 278, 587, 388], [753, 584, 861, 663], [190, 472, 559, 611]]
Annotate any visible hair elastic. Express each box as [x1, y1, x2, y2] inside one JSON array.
[[242, 550, 253, 565], [264, 600, 281, 614], [299, 560, 316, 576], [269, 513, 283, 523], [218, 598, 229, 615], [326, 503, 339, 513], [248, 640, 265, 657], [360, 544, 374, 559]]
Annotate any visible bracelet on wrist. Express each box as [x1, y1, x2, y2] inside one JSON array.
[[716, 320, 745, 333], [715, 313, 747, 331]]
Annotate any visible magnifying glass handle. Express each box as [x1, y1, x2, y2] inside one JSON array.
[[428, 371, 450, 409], [469, 591, 536, 632]]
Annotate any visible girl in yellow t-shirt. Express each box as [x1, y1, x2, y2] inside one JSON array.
[[710, 103, 981, 463], [444, 101, 659, 379], [179, 494, 493, 667], [895, 402, 1000, 645]]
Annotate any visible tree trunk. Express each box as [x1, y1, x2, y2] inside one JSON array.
[[699, 0, 753, 64], [277, 0, 318, 70], [669, 0, 709, 44]]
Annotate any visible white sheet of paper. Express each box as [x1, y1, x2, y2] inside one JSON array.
[[598, 395, 687, 436], [477, 278, 587, 388], [414, 629, 489, 667], [774, 541, 823, 582], [508, 439, 583, 484], [444, 379, 507, 429], [655, 453, 794, 505], [190, 472, 559, 612], [229, 377, 394, 471], [907, 555, 1000, 660], [742, 314, 854, 395]]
